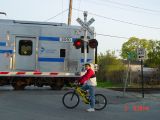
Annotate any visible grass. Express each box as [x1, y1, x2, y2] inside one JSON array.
[[97, 81, 160, 88], [97, 81, 123, 88]]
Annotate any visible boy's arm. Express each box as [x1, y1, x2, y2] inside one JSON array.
[[79, 69, 94, 84]]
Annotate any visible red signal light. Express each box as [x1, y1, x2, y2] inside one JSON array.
[[76, 41, 81, 46], [88, 39, 98, 48], [73, 39, 84, 49]]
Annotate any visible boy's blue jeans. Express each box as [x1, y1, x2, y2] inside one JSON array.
[[81, 84, 95, 108]]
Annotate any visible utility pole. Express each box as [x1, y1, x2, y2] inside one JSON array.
[[68, 0, 73, 25]]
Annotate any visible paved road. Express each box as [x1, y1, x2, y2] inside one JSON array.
[[0, 86, 160, 120]]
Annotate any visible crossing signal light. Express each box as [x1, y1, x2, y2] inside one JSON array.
[[88, 39, 98, 48], [73, 39, 84, 49]]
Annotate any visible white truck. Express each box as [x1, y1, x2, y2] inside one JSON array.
[[0, 19, 97, 90]]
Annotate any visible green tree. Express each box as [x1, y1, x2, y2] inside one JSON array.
[[97, 51, 126, 83], [121, 37, 149, 60], [145, 40, 160, 68], [121, 37, 160, 68]]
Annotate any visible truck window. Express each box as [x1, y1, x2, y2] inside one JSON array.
[[60, 49, 66, 57], [19, 40, 32, 56]]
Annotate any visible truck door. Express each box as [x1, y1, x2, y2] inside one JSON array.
[[15, 37, 36, 70]]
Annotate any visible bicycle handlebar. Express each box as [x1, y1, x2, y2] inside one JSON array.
[[68, 82, 82, 88]]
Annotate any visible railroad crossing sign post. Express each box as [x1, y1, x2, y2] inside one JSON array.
[[141, 58, 144, 98], [137, 48, 145, 98], [76, 11, 95, 63]]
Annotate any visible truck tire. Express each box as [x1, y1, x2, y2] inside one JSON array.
[[11, 79, 26, 90], [50, 79, 64, 90]]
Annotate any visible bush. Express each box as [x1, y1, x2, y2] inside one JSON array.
[[97, 51, 126, 83]]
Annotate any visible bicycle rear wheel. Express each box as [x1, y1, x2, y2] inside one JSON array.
[[95, 94, 107, 110], [62, 91, 80, 109]]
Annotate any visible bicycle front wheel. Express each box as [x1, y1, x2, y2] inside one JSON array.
[[62, 91, 80, 109], [95, 94, 107, 110]]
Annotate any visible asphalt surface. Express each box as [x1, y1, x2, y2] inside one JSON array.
[[0, 86, 160, 120]]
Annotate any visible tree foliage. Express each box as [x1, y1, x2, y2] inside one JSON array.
[[97, 51, 126, 82], [121, 37, 160, 68], [121, 37, 149, 60], [145, 40, 160, 68]]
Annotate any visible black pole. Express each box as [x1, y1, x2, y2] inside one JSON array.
[[95, 47, 98, 74], [141, 59, 144, 98], [95, 47, 97, 64]]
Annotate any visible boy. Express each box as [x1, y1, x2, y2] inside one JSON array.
[[79, 63, 97, 112]]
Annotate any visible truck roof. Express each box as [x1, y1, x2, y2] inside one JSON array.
[[0, 19, 66, 26]]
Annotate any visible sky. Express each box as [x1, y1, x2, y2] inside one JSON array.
[[1, 0, 160, 56]]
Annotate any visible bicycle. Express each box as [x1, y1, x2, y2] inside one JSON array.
[[62, 83, 107, 110]]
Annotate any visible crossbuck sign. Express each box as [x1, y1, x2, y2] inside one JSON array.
[[76, 18, 95, 35]]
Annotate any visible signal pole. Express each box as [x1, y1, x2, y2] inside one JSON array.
[[83, 11, 88, 63], [76, 12, 95, 64], [68, 0, 73, 25]]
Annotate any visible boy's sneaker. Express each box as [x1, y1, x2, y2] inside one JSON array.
[[86, 108, 95, 112]]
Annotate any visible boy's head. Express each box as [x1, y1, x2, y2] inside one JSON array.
[[84, 63, 91, 70]]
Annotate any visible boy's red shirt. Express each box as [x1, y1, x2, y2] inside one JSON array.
[[79, 68, 95, 84]]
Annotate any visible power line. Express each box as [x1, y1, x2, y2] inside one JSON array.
[[86, 0, 160, 16], [44, 9, 68, 22], [73, 8, 160, 30], [43, 9, 128, 39], [98, 0, 160, 13], [61, 0, 64, 23], [96, 33, 129, 39], [77, 0, 82, 17], [90, 12, 160, 30]]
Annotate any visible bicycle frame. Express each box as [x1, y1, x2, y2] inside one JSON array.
[[71, 84, 90, 104]]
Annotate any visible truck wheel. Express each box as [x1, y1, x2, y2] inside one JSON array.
[[12, 84, 26, 90], [50, 79, 64, 90], [11, 80, 26, 90], [50, 84, 63, 90]]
